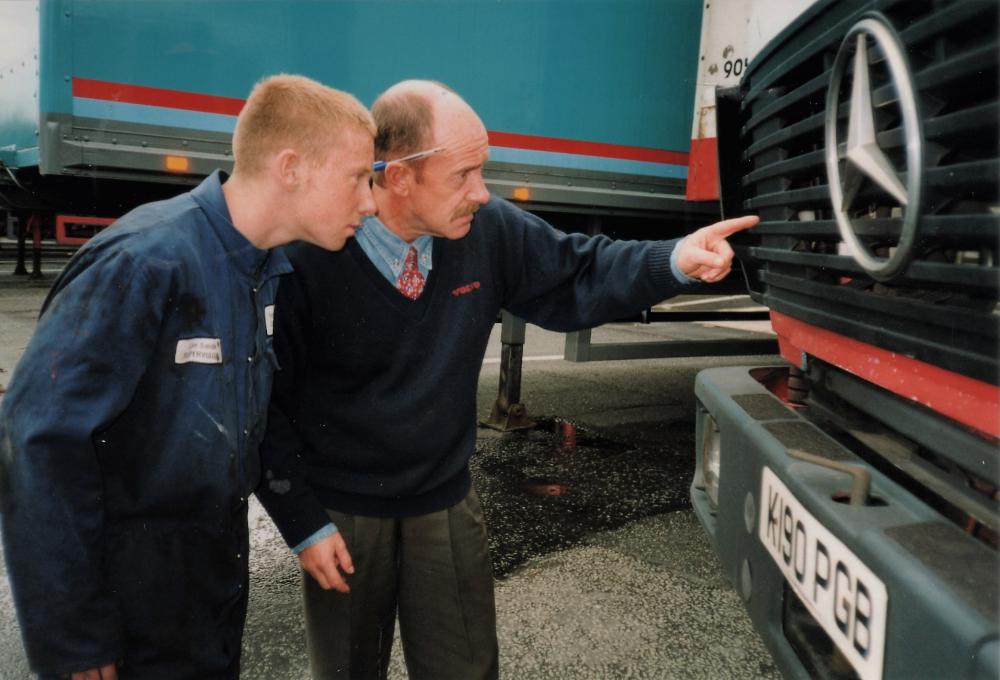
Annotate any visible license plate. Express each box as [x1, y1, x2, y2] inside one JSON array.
[[759, 467, 888, 680]]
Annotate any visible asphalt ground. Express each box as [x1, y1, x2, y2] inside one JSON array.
[[0, 269, 782, 679]]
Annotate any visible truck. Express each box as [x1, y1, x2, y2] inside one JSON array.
[[691, 1, 999, 678], [0, 0, 778, 423]]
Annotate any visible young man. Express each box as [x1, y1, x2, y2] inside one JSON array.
[[256, 79, 758, 679], [0, 74, 375, 679]]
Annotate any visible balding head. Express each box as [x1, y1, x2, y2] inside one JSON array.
[[367, 80, 490, 242], [371, 80, 480, 178]]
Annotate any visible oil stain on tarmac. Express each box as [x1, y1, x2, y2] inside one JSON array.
[[472, 417, 696, 577]]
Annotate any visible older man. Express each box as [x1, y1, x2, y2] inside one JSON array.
[[257, 79, 757, 679], [0, 74, 376, 680]]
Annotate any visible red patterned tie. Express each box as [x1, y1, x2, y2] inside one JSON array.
[[397, 245, 426, 299]]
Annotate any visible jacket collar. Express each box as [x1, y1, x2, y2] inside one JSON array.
[[190, 170, 292, 282]]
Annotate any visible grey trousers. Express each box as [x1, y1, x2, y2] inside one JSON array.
[[302, 489, 499, 680]]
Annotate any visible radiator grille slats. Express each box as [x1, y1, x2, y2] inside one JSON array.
[[762, 273, 994, 379], [913, 41, 999, 94], [894, 0, 992, 45], [746, 112, 825, 158], [730, 0, 999, 384], [751, 215, 1000, 246]]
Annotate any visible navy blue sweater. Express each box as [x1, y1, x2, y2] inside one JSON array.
[[257, 196, 689, 548]]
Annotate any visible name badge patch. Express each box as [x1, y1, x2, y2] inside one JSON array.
[[175, 338, 223, 365], [265, 305, 275, 336]]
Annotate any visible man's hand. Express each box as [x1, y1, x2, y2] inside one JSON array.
[[676, 215, 759, 283], [299, 531, 354, 592], [71, 664, 117, 680]]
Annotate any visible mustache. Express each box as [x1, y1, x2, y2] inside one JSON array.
[[455, 205, 480, 218]]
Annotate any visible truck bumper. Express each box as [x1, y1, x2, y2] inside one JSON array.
[[691, 366, 998, 680]]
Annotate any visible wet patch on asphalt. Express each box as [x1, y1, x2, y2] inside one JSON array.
[[472, 417, 695, 578]]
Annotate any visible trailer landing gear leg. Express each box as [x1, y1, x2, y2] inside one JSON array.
[[13, 212, 28, 276], [482, 311, 535, 431], [29, 213, 43, 279]]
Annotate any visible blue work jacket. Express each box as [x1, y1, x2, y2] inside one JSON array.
[[0, 171, 291, 678]]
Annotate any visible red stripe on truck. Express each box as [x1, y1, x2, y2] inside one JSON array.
[[772, 311, 1000, 438]]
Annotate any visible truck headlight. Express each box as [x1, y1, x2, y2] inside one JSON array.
[[701, 414, 722, 510]]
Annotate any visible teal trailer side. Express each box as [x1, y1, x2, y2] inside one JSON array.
[[5, 0, 706, 219]]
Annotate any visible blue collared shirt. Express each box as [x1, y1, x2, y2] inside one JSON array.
[[355, 215, 433, 284]]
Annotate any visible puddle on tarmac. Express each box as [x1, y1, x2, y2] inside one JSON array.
[[473, 417, 694, 577], [522, 479, 571, 497]]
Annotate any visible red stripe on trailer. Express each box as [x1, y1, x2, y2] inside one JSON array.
[[685, 136, 718, 201], [72, 78, 688, 165], [487, 130, 688, 165], [73, 78, 245, 116], [771, 311, 999, 439]]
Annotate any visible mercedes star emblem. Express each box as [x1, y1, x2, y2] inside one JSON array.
[[825, 13, 923, 281]]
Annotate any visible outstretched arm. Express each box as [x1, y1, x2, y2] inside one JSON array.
[[494, 199, 759, 330]]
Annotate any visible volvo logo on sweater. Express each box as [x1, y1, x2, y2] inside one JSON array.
[[825, 12, 923, 282], [451, 281, 482, 297]]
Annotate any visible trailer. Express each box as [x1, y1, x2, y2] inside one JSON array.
[[2, 0, 708, 227], [691, 1, 999, 678], [0, 0, 780, 425]]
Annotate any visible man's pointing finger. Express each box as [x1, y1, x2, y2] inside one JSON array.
[[704, 215, 759, 239]]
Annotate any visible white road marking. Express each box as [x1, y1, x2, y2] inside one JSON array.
[[657, 294, 755, 309], [483, 354, 565, 364]]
